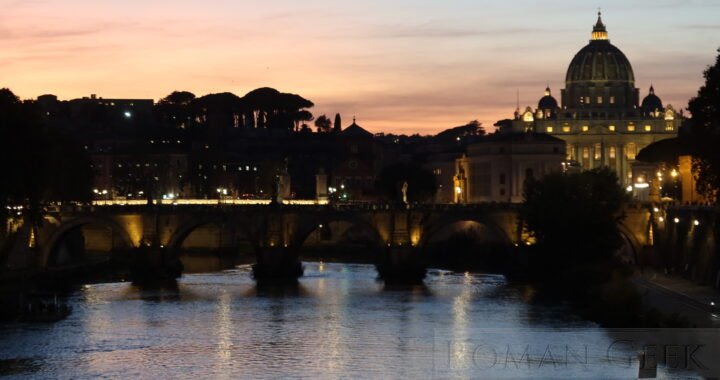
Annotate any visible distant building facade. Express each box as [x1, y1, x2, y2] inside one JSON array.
[[500, 13, 681, 186], [331, 120, 384, 200], [455, 133, 566, 203]]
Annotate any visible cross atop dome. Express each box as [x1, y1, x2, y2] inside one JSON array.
[[592, 11, 608, 40]]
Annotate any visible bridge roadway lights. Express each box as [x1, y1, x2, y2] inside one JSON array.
[[376, 246, 426, 284], [252, 246, 303, 283]]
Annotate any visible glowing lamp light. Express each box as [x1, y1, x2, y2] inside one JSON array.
[[653, 207, 659, 212], [124, 111, 132, 118], [671, 169, 678, 178], [658, 217, 664, 222], [674, 217, 680, 224], [626, 186, 633, 192], [455, 186, 462, 194], [694, 220, 700, 226], [634, 183, 649, 188]]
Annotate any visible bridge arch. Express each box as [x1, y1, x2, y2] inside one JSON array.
[[166, 216, 256, 258], [41, 216, 134, 267], [419, 214, 513, 248], [617, 223, 642, 265], [292, 212, 384, 250]]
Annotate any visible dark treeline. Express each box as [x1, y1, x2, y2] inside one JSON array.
[[0, 89, 93, 226], [0, 85, 487, 221]]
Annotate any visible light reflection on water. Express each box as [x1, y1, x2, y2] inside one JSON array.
[[0, 262, 698, 379]]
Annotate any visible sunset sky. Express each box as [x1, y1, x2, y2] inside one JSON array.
[[2, 0, 718, 134]]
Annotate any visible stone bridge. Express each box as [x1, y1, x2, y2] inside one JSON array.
[[3, 202, 655, 282]]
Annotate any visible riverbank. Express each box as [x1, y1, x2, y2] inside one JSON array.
[[633, 268, 720, 327]]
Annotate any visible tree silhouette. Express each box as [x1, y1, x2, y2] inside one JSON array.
[[314, 114, 332, 133], [333, 113, 342, 132], [156, 91, 196, 129], [242, 87, 313, 130], [435, 120, 485, 141], [293, 110, 314, 132], [0, 88, 92, 246], [688, 48, 720, 202]]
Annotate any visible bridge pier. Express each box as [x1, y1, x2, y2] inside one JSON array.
[[129, 246, 183, 283], [376, 246, 426, 284], [252, 247, 303, 283]]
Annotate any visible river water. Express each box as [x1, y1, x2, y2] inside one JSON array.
[[0, 262, 703, 379]]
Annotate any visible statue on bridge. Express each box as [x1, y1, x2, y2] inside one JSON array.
[[276, 157, 291, 203], [401, 181, 409, 205]]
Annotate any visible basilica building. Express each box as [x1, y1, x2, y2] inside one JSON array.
[[500, 13, 681, 186]]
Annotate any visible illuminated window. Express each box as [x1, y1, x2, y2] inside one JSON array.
[[567, 144, 574, 160], [585, 96, 590, 104], [627, 125, 635, 132], [626, 143, 637, 160], [608, 125, 615, 131], [523, 112, 534, 122], [597, 96, 603, 104], [665, 123, 674, 131], [546, 126, 553, 133], [610, 96, 615, 104], [609, 146, 616, 159], [644, 125, 651, 132], [594, 143, 602, 160], [582, 147, 590, 159], [562, 126, 571, 132], [582, 126, 589, 132]]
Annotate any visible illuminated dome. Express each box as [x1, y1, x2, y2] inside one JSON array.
[[561, 13, 639, 109], [565, 13, 634, 83], [538, 87, 559, 110], [641, 86, 663, 114]]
